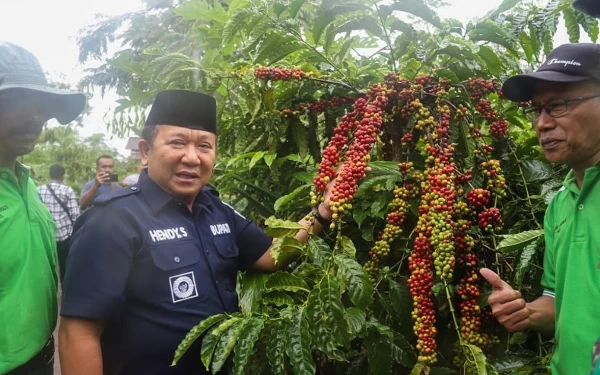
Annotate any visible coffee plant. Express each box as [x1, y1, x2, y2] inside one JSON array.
[[76, 0, 598, 373]]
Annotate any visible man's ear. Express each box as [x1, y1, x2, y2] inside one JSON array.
[[138, 139, 151, 166]]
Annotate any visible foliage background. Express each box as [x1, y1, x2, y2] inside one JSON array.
[[35, 0, 598, 373]]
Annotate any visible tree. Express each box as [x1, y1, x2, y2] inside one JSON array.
[[74, 0, 596, 373]]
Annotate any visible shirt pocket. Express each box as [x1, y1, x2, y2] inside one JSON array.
[[212, 236, 239, 291], [149, 240, 208, 309]]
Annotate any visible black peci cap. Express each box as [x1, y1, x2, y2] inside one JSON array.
[[502, 43, 600, 102], [144, 90, 217, 134]]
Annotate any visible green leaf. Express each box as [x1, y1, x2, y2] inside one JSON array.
[[335, 15, 383, 38], [238, 272, 269, 315], [249, 151, 266, 170], [172, 313, 228, 366], [519, 31, 534, 64], [334, 254, 373, 309], [482, 0, 522, 21], [231, 317, 266, 375], [521, 160, 555, 182], [577, 12, 599, 42], [514, 240, 540, 288], [201, 317, 242, 371], [469, 21, 518, 56], [211, 318, 247, 373], [563, 8, 580, 43], [222, 8, 253, 46], [254, 34, 305, 65], [340, 236, 357, 258], [477, 46, 502, 76], [365, 323, 393, 375], [292, 262, 324, 280], [274, 184, 311, 212], [391, 330, 417, 367], [312, 3, 364, 44], [289, 0, 306, 18], [265, 216, 305, 237], [388, 279, 413, 327], [307, 237, 332, 268], [497, 230, 544, 254], [270, 237, 305, 265], [264, 153, 277, 168], [462, 344, 488, 375], [267, 321, 288, 375], [306, 275, 350, 361], [264, 291, 296, 306], [285, 306, 316, 375], [410, 363, 431, 375], [390, 0, 442, 29], [346, 307, 366, 337], [266, 272, 310, 292], [371, 194, 388, 218]]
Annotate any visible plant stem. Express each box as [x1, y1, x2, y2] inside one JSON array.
[[443, 279, 464, 346], [508, 140, 542, 229], [372, 0, 397, 73]]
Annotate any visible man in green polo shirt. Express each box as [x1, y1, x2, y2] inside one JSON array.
[[0, 41, 85, 374], [479, 42, 600, 375]]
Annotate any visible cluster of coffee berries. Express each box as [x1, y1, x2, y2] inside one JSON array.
[[490, 119, 509, 139], [279, 96, 355, 117], [408, 233, 437, 364], [255, 66, 310, 81], [477, 207, 503, 232], [480, 160, 507, 198], [466, 188, 490, 209], [364, 183, 417, 281], [313, 75, 412, 226], [466, 78, 498, 101]]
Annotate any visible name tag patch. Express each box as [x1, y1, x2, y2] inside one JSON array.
[[170, 272, 198, 303], [149, 227, 188, 243], [210, 223, 231, 235]]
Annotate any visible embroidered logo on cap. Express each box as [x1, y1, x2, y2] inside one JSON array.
[[546, 58, 582, 67], [169, 272, 198, 303]]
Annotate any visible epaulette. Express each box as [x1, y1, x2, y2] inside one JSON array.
[[92, 185, 141, 205], [202, 184, 220, 197]]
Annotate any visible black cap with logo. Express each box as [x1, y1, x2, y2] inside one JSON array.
[[144, 90, 217, 135], [0, 41, 86, 124], [502, 43, 600, 102]]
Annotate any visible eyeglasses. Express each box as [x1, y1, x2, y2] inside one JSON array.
[[523, 93, 600, 122]]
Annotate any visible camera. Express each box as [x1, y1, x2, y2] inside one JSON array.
[[106, 173, 119, 183]]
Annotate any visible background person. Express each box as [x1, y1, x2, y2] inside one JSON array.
[[39, 164, 80, 283], [79, 155, 121, 209], [0, 40, 85, 375], [481, 43, 600, 375]]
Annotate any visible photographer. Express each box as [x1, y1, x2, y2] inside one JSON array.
[[80, 155, 121, 209]]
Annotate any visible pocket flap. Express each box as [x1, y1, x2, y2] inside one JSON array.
[[150, 240, 200, 271], [213, 236, 239, 259]]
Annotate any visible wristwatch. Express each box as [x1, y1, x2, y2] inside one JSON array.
[[312, 207, 332, 227]]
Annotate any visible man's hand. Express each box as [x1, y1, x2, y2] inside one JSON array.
[[94, 172, 109, 187], [480, 267, 530, 332]]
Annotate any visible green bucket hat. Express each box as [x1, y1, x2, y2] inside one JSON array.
[[0, 41, 86, 124]]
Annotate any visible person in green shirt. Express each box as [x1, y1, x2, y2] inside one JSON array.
[[0, 41, 85, 374], [479, 42, 600, 375]]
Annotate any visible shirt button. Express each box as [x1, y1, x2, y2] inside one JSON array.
[[174, 256, 180, 263], [0, 173, 7, 179], [578, 204, 584, 210], [130, 186, 138, 191], [215, 280, 219, 285]]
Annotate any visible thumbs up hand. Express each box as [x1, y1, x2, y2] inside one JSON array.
[[480, 268, 530, 332]]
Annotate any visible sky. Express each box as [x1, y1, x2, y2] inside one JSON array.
[[0, 0, 578, 156]]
